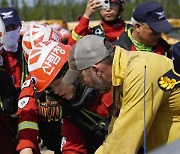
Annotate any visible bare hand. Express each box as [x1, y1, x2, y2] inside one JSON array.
[[20, 148, 33, 154], [83, 0, 102, 19]]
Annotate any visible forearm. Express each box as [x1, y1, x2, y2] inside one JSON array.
[[17, 77, 40, 152], [68, 16, 91, 46]]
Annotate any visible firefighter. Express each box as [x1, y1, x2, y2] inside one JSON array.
[[0, 16, 19, 154], [68, 0, 126, 46], [0, 7, 22, 91], [113, 2, 172, 58], [17, 41, 71, 154]]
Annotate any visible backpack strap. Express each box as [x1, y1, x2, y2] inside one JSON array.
[[157, 38, 172, 58], [90, 24, 105, 37], [112, 31, 132, 51]]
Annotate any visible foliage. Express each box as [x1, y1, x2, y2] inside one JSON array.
[[0, 0, 179, 22]]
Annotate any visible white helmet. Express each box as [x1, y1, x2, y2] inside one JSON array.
[[22, 23, 62, 62], [22, 30, 32, 62], [0, 17, 6, 51], [30, 23, 62, 48]]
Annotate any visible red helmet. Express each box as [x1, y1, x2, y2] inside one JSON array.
[[110, 0, 125, 4], [28, 41, 71, 92]]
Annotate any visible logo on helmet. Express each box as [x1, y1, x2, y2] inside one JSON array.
[[42, 45, 66, 75]]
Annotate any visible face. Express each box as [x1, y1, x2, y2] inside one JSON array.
[[135, 23, 161, 46], [99, 2, 120, 22], [4, 25, 20, 52], [6, 25, 19, 32], [50, 76, 75, 100], [80, 65, 112, 93]]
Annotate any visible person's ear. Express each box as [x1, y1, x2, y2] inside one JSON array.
[[91, 65, 101, 77], [135, 22, 142, 32]]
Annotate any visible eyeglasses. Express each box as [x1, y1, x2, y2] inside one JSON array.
[[110, 2, 118, 9], [140, 23, 161, 36]]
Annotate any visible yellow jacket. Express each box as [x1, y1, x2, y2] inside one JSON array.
[[95, 46, 180, 154]]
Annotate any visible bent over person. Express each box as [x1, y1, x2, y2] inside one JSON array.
[[62, 35, 180, 154]]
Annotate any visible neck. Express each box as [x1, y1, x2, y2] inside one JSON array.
[[132, 29, 142, 44], [102, 17, 121, 25]]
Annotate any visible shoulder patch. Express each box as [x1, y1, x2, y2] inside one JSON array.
[[18, 97, 30, 109], [158, 69, 180, 91], [21, 79, 31, 89]]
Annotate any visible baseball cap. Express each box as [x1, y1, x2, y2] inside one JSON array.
[[62, 35, 114, 84], [158, 42, 180, 91], [133, 2, 172, 33], [0, 7, 21, 27]]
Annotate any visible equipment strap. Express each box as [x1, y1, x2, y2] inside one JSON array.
[[71, 86, 93, 107]]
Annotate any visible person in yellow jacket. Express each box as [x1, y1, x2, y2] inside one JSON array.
[[58, 35, 180, 154]]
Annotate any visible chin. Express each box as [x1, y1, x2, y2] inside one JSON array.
[[104, 17, 115, 22]]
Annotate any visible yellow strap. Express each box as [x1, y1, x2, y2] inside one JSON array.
[[18, 121, 39, 131], [72, 30, 83, 41]]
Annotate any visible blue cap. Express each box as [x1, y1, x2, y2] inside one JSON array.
[[133, 2, 172, 33], [0, 7, 21, 27]]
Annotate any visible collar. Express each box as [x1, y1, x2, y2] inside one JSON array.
[[101, 17, 125, 29], [128, 28, 152, 52], [112, 46, 128, 86]]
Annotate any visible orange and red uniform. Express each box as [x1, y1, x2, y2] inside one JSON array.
[[61, 92, 112, 154], [16, 76, 40, 154], [2, 42, 22, 89], [68, 16, 125, 46]]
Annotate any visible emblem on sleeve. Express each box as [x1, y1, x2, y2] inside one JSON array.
[[18, 97, 30, 109], [158, 69, 180, 91]]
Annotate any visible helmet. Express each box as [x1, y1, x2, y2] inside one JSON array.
[[110, 0, 125, 4], [0, 17, 6, 51], [59, 28, 70, 44], [30, 24, 62, 48], [22, 23, 62, 62], [28, 41, 71, 92]]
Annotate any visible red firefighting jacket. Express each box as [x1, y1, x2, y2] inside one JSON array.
[[2, 43, 22, 89], [61, 91, 112, 154], [68, 16, 125, 46], [16, 76, 40, 154]]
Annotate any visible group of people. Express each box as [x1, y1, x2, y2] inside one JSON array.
[[0, 0, 180, 154]]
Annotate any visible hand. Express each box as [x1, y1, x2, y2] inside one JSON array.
[[20, 148, 33, 154], [83, 0, 102, 19]]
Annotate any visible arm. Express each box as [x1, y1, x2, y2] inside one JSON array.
[[17, 77, 40, 154], [68, 0, 102, 46]]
